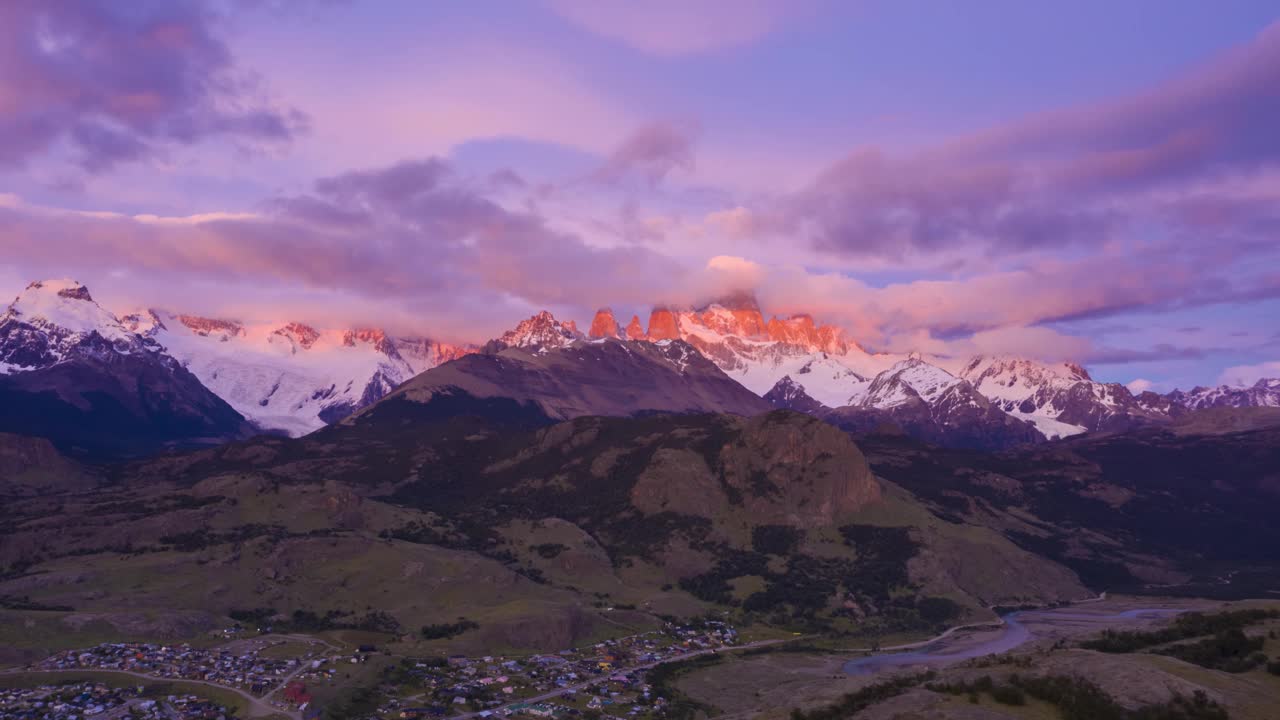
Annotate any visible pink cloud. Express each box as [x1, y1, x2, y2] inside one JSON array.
[[776, 20, 1280, 259]]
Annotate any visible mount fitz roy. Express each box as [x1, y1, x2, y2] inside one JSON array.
[[1, 278, 1276, 453]]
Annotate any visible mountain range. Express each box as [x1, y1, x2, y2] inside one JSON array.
[[1, 278, 1276, 455]]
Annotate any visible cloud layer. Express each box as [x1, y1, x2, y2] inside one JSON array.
[[1, 2, 1277, 388], [0, 0, 305, 172]]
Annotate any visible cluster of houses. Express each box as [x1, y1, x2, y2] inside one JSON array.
[[35, 642, 293, 695], [373, 621, 738, 719], [0, 683, 232, 720]]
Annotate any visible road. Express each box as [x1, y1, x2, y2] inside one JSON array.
[[440, 638, 794, 720]]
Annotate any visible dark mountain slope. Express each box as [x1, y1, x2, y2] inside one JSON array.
[[0, 408, 1086, 656], [852, 409, 1280, 597], [356, 336, 771, 426], [0, 280, 255, 458]]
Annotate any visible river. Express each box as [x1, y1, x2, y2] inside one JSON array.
[[841, 607, 1188, 675]]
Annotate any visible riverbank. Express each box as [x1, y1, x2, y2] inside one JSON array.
[[841, 596, 1217, 675]]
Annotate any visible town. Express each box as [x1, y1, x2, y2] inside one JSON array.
[[0, 681, 234, 720], [36, 641, 297, 695], [4, 621, 744, 720]]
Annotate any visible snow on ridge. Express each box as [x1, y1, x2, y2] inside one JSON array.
[[144, 310, 469, 436], [5, 279, 132, 343]]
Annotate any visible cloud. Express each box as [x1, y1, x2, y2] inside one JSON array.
[[1218, 361, 1280, 388], [0, 0, 306, 173], [966, 326, 1093, 363], [1127, 378, 1155, 394], [776, 20, 1280, 260], [592, 121, 698, 187], [0, 158, 693, 339], [544, 0, 811, 56]]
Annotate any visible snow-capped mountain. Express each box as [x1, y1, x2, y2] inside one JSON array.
[[1168, 379, 1280, 410], [823, 358, 1044, 449], [1, 279, 152, 371], [587, 294, 885, 407], [128, 310, 473, 437], [958, 355, 1169, 437], [0, 280, 252, 457]]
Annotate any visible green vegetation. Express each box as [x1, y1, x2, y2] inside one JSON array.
[[678, 523, 928, 631], [531, 542, 568, 558], [420, 618, 480, 640], [324, 685, 381, 720], [159, 523, 289, 551], [789, 672, 936, 720], [1155, 628, 1266, 673], [929, 674, 1230, 720], [1082, 609, 1279, 653], [751, 525, 804, 555], [228, 607, 400, 634]]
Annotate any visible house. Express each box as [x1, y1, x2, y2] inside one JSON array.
[[283, 682, 312, 706]]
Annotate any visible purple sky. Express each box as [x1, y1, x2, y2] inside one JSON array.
[[2, 0, 1279, 391]]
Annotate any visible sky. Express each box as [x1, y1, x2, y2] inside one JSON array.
[[2, 0, 1279, 392]]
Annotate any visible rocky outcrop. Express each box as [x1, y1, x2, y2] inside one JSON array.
[[646, 307, 680, 341], [629, 411, 879, 528], [275, 322, 321, 351], [497, 311, 583, 349], [624, 315, 646, 341], [177, 315, 244, 339], [588, 308, 622, 339]]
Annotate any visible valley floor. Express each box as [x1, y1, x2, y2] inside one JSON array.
[[674, 597, 1280, 720]]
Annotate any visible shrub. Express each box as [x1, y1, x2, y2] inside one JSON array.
[[420, 618, 480, 640]]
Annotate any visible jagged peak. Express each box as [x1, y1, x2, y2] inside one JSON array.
[[772, 374, 803, 390], [20, 278, 94, 302], [961, 354, 1092, 383], [119, 308, 166, 336], [177, 314, 244, 338], [588, 307, 622, 339], [498, 310, 583, 349], [272, 322, 321, 350], [624, 314, 646, 341]]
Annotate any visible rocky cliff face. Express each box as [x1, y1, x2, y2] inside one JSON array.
[[588, 308, 622, 339]]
